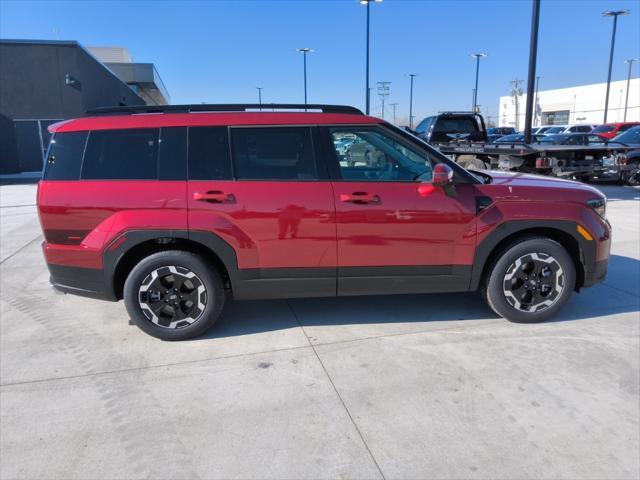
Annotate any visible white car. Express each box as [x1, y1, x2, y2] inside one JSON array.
[[541, 124, 595, 135]]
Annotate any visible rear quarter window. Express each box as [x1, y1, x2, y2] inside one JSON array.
[[43, 131, 88, 180], [81, 128, 159, 180]]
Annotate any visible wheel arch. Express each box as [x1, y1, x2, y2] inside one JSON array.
[[105, 230, 238, 300], [471, 221, 592, 292]]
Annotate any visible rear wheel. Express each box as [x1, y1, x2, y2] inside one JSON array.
[[482, 237, 575, 323], [123, 250, 225, 340]]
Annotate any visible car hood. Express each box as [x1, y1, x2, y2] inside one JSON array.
[[474, 170, 605, 196]]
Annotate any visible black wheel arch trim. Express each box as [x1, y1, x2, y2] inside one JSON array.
[[103, 229, 241, 301], [470, 219, 597, 291]]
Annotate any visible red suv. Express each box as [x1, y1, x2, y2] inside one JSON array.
[[38, 104, 611, 340], [592, 122, 640, 139]]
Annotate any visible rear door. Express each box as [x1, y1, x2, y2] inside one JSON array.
[[322, 125, 477, 296], [186, 126, 337, 299]]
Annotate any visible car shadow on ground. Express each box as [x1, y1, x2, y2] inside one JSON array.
[[197, 254, 640, 340]]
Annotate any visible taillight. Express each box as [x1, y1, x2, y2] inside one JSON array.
[[535, 157, 550, 168]]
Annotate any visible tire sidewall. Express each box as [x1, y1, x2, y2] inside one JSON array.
[[123, 251, 224, 340], [486, 238, 576, 323]]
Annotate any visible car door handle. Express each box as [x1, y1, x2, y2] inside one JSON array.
[[339, 192, 380, 204], [193, 191, 235, 203]]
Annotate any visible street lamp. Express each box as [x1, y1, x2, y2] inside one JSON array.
[[256, 87, 263, 109], [296, 48, 313, 105], [623, 58, 639, 121], [470, 53, 487, 112], [408, 73, 417, 128], [360, 0, 383, 115], [602, 9, 630, 123]]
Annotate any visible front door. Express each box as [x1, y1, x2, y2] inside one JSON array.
[[324, 126, 478, 295]]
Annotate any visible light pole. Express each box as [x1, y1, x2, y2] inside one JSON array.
[[408, 73, 417, 128], [256, 87, 263, 109], [623, 58, 638, 121], [296, 48, 313, 105], [361, 0, 382, 115], [389, 102, 398, 124], [602, 9, 629, 123], [377, 81, 390, 119], [470, 53, 487, 112], [523, 0, 540, 144]]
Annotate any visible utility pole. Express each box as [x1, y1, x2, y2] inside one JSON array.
[[408, 73, 417, 128], [389, 102, 399, 124], [511, 79, 523, 131], [377, 81, 390, 119], [602, 10, 629, 123], [623, 58, 638, 121], [523, 0, 540, 143]]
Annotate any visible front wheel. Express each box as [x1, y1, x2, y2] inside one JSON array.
[[482, 237, 576, 323], [123, 250, 225, 340]]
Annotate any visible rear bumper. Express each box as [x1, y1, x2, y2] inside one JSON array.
[[47, 263, 116, 301]]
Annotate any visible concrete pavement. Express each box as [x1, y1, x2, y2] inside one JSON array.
[[1, 183, 638, 479]]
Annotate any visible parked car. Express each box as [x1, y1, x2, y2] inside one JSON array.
[[537, 133, 608, 146], [613, 126, 640, 185], [493, 133, 544, 143], [534, 126, 555, 135], [39, 103, 611, 340], [592, 122, 640, 139], [487, 127, 516, 142]]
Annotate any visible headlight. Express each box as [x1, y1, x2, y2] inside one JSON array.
[[587, 198, 606, 219]]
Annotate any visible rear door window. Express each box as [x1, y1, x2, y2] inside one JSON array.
[[231, 127, 317, 180], [82, 128, 159, 180], [159, 127, 187, 180], [44, 132, 88, 180]]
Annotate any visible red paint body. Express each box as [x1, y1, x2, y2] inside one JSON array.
[[594, 122, 640, 139], [38, 111, 611, 300]]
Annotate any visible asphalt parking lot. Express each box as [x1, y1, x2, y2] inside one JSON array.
[[1, 182, 638, 480]]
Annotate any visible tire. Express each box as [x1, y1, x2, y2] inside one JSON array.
[[123, 250, 225, 340], [620, 161, 640, 186], [482, 236, 576, 323]]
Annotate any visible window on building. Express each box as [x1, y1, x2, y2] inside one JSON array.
[[82, 129, 159, 180], [541, 111, 570, 125], [188, 127, 232, 180], [231, 127, 317, 180]]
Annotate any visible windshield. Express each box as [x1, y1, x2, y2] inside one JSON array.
[[592, 124, 615, 133], [544, 127, 565, 134], [612, 127, 640, 144]]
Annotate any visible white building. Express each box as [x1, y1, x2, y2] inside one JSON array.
[[498, 78, 639, 129]]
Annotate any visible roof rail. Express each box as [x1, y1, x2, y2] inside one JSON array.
[[437, 111, 479, 115], [86, 104, 364, 116]]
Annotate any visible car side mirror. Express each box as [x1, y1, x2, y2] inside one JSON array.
[[432, 163, 454, 187]]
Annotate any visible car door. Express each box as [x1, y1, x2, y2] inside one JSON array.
[[322, 125, 478, 296], [187, 125, 337, 299]]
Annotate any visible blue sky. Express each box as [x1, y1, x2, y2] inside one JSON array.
[[1, 0, 639, 122]]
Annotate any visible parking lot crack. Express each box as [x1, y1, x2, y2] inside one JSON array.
[[286, 300, 387, 480]]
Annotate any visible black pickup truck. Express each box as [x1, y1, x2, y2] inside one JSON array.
[[410, 112, 638, 184]]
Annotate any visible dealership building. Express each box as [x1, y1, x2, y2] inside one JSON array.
[[0, 40, 169, 176], [498, 78, 640, 130]]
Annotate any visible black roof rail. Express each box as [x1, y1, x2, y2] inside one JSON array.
[[85, 104, 364, 116], [437, 111, 479, 115]]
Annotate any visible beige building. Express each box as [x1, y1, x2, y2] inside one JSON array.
[[498, 78, 639, 129]]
